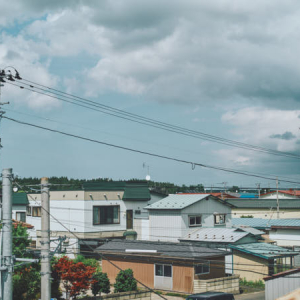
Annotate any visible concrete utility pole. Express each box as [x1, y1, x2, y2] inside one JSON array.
[[276, 177, 280, 219], [41, 177, 51, 300], [2, 168, 13, 300]]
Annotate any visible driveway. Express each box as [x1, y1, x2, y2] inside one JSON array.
[[235, 291, 265, 300]]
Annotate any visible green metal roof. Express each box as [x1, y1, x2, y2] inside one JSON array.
[[13, 192, 29, 205], [230, 243, 298, 260], [227, 198, 300, 209], [83, 181, 150, 201]]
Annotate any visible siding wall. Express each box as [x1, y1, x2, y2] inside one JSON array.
[[149, 211, 182, 242], [102, 257, 223, 293], [265, 272, 300, 300], [232, 250, 268, 282], [102, 258, 154, 288]]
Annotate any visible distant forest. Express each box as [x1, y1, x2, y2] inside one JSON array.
[[4, 176, 207, 194]]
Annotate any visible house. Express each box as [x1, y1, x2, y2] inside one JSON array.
[[144, 194, 234, 242], [26, 181, 151, 256], [229, 243, 298, 282], [179, 227, 264, 276], [232, 218, 300, 266], [96, 239, 240, 294], [264, 268, 300, 300], [12, 192, 29, 222], [226, 198, 300, 218], [260, 190, 300, 199]]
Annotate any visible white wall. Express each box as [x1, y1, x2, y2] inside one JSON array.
[[149, 210, 182, 242], [148, 197, 232, 242], [12, 205, 26, 220], [265, 272, 300, 300], [134, 218, 149, 240], [269, 229, 300, 247]]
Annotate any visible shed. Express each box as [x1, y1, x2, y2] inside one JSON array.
[[96, 239, 239, 294], [264, 268, 300, 300]]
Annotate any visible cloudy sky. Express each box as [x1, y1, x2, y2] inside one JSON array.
[[0, 0, 300, 188]]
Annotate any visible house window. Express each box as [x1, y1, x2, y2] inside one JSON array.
[[93, 206, 120, 225], [135, 210, 141, 215], [155, 264, 172, 277], [195, 261, 210, 275], [16, 212, 26, 222], [214, 214, 226, 225], [189, 215, 202, 227], [26, 206, 32, 216], [32, 207, 41, 217]]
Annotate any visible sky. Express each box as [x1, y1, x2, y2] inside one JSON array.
[[0, 0, 300, 189]]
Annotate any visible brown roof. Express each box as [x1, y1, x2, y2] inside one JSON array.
[[264, 267, 300, 281], [12, 219, 34, 229]]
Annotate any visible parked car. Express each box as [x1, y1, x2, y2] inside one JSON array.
[[186, 292, 235, 300]]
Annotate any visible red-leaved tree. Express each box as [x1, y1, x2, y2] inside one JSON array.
[[53, 256, 96, 299]]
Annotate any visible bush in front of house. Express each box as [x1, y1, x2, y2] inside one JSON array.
[[114, 269, 137, 292], [91, 272, 110, 296]]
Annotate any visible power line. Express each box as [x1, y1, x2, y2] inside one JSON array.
[[6, 79, 300, 161], [4, 115, 300, 185]]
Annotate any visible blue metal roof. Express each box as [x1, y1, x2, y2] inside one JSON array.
[[230, 242, 298, 260], [239, 193, 258, 198]]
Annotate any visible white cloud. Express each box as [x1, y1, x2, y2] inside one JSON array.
[[222, 107, 300, 152]]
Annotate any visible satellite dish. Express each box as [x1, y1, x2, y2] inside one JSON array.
[[146, 175, 151, 181], [13, 187, 18, 192]]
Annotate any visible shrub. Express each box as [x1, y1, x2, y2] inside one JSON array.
[[114, 269, 137, 292], [91, 272, 110, 296]]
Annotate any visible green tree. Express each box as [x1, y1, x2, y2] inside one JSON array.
[[91, 272, 110, 296], [13, 224, 31, 258], [114, 269, 137, 293]]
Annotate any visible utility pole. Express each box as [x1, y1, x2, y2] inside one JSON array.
[[2, 168, 13, 300], [41, 177, 51, 300], [256, 183, 261, 198], [276, 177, 280, 219]]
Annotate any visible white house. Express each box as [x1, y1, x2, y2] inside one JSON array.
[[11, 192, 28, 222], [26, 181, 151, 257], [144, 194, 234, 242]]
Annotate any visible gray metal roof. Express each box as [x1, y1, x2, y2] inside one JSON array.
[[230, 243, 298, 260], [145, 194, 210, 210], [96, 239, 228, 259], [232, 218, 300, 229], [227, 198, 300, 209], [180, 227, 249, 243], [233, 225, 264, 235]]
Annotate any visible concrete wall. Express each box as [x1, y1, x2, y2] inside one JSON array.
[[81, 291, 151, 300], [193, 275, 240, 294]]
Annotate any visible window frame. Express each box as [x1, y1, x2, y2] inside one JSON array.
[[16, 212, 26, 222], [188, 215, 202, 227], [214, 213, 226, 225], [26, 206, 32, 216], [194, 261, 210, 275], [155, 264, 172, 278], [32, 206, 41, 217], [93, 205, 120, 225]]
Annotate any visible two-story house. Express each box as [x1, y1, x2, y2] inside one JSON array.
[[26, 181, 151, 256], [144, 194, 234, 242]]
